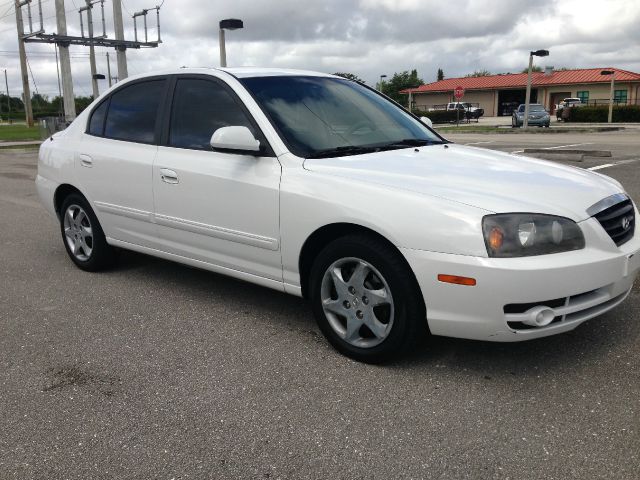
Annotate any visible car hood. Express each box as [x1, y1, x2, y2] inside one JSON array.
[[303, 144, 622, 221]]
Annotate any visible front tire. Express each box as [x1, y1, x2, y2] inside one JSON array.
[[309, 234, 426, 363], [60, 193, 116, 271]]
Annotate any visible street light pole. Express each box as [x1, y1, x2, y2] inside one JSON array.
[[523, 49, 549, 128], [219, 28, 226, 67], [4, 69, 10, 124], [218, 19, 243, 67], [378, 74, 387, 91]]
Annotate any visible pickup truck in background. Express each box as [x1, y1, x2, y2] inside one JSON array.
[[446, 102, 484, 119]]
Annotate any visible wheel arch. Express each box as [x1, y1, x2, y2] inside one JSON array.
[[53, 184, 88, 220], [298, 222, 422, 305]]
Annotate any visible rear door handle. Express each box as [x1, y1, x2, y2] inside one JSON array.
[[160, 168, 179, 184], [79, 154, 93, 167]]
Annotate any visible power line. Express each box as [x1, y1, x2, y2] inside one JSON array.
[[25, 54, 39, 95]]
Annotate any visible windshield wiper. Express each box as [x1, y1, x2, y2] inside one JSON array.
[[378, 138, 442, 150], [306, 145, 379, 159]]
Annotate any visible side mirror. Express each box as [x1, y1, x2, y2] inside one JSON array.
[[210, 126, 261, 153], [420, 116, 433, 128]]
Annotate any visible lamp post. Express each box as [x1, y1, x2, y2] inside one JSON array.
[[378, 74, 387, 92], [4, 69, 10, 124], [601, 70, 615, 123], [523, 49, 549, 128], [219, 18, 244, 67]]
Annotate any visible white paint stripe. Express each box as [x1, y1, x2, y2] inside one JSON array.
[[511, 142, 592, 154], [465, 141, 495, 145], [543, 143, 592, 150], [587, 164, 615, 171], [586, 159, 640, 171]]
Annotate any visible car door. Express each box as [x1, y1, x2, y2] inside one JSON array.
[[153, 75, 282, 282], [77, 77, 169, 248]]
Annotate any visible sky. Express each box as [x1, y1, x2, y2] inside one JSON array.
[[0, 0, 639, 99]]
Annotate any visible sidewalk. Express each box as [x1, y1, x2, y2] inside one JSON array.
[[0, 140, 42, 148], [462, 116, 640, 129]]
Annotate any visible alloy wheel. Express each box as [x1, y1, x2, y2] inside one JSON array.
[[320, 257, 394, 348], [63, 204, 93, 261]]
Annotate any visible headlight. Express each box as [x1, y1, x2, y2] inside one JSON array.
[[482, 214, 585, 257]]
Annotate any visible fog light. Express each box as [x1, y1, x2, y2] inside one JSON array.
[[522, 306, 555, 327]]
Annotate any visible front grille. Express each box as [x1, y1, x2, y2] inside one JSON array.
[[593, 199, 635, 246]]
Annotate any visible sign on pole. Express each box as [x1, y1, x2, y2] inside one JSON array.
[[454, 86, 465, 100]]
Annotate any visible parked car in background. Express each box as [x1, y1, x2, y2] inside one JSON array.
[[36, 68, 639, 363], [446, 102, 484, 119], [556, 97, 583, 120], [512, 103, 551, 127]]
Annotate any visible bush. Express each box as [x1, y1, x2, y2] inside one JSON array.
[[413, 109, 460, 124], [564, 105, 640, 122]]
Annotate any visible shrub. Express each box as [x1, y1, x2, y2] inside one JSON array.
[[413, 109, 460, 124], [564, 105, 640, 122]]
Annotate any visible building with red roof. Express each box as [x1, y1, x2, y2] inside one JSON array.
[[401, 67, 640, 117]]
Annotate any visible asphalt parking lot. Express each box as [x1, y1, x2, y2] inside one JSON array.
[[1, 133, 639, 479]]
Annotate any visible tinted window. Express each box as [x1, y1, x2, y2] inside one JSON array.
[[88, 99, 108, 136], [169, 78, 253, 149], [104, 79, 165, 143], [241, 76, 442, 158]]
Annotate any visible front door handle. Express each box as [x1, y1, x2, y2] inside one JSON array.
[[160, 168, 179, 184], [79, 154, 93, 167]]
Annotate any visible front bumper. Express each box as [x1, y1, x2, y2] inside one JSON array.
[[516, 116, 550, 126], [401, 217, 640, 342]]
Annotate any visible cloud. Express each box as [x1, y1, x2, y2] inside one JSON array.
[[0, 0, 638, 101]]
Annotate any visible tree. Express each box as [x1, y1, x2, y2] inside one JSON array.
[[381, 69, 423, 104], [521, 65, 543, 73], [437, 68, 444, 81], [333, 72, 365, 84], [74, 96, 94, 114], [465, 69, 492, 77]]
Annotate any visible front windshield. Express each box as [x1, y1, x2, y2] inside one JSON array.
[[240, 76, 443, 158], [529, 105, 546, 111]]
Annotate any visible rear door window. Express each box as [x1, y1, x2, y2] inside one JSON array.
[[104, 79, 166, 143]]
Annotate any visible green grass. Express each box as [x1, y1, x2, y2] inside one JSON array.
[[0, 124, 41, 141]]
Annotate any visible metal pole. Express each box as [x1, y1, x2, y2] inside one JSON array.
[[4, 69, 11, 124], [106, 52, 112, 87], [54, 43, 62, 116], [55, 0, 76, 122], [523, 53, 533, 129], [112, 0, 128, 80], [86, 0, 99, 98], [608, 73, 615, 124], [15, 1, 34, 126], [219, 28, 226, 67]]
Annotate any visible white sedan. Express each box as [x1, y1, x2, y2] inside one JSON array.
[[36, 68, 639, 363]]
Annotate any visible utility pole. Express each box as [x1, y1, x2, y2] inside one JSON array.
[[106, 52, 112, 87], [55, 0, 76, 121], [4, 70, 11, 124], [54, 43, 62, 116], [82, 0, 99, 98], [14, 0, 34, 126], [112, 0, 128, 80]]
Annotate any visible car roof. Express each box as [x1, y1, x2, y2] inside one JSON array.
[[116, 66, 336, 81]]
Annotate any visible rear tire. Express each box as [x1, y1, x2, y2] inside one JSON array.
[[60, 193, 116, 271], [309, 233, 426, 363]]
